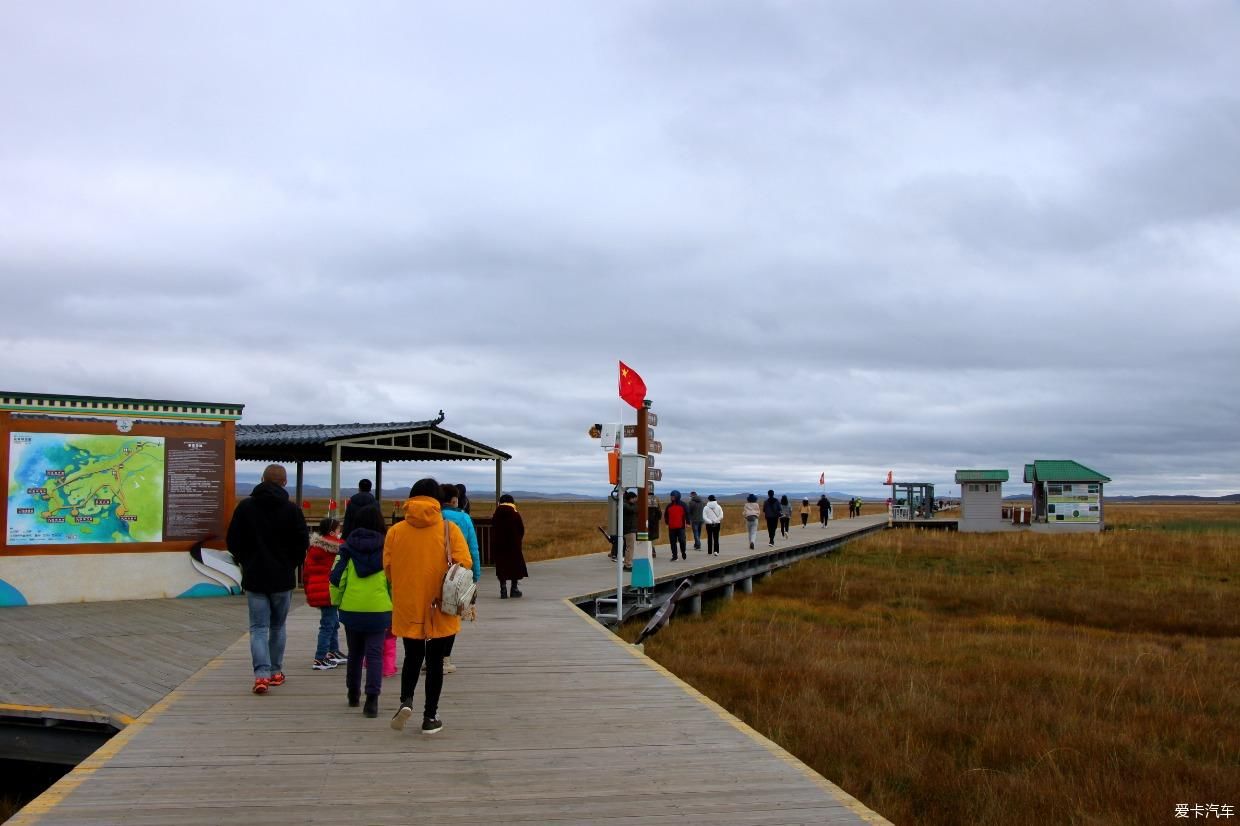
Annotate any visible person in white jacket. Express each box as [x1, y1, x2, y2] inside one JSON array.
[[702, 495, 724, 556]]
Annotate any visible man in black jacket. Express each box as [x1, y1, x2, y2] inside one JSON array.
[[342, 479, 378, 539], [227, 464, 309, 694], [762, 490, 782, 547]]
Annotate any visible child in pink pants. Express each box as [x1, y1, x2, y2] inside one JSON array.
[[383, 629, 398, 677]]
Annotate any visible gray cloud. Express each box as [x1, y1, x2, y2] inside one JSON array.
[[2, 1, 1239, 497]]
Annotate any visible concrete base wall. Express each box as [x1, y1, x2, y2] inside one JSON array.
[[1030, 521, 1103, 534], [958, 518, 1021, 533], [0, 551, 239, 606]]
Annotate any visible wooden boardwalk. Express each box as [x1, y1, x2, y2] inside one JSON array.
[[11, 516, 892, 825], [0, 597, 245, 726]]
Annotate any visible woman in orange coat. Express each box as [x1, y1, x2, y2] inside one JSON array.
[[383, 477, 472, 735]]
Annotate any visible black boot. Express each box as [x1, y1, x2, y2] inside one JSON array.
[[363, 695, 379, 718], [500, 583, 508, 599], [510, 583, 523, 598], [347, 690, 360, 708]]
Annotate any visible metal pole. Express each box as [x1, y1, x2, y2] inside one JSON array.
[[374, 460, 383, 509]]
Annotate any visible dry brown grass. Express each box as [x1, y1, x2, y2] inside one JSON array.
[[624, 504, 1240, 825]]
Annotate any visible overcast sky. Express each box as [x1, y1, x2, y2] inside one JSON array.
[[3, 2, 1239, 498]]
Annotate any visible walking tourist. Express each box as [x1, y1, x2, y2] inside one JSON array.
[[436, 483, 481, 673], [491, 494, 527, 598], [799, 498, 810, 528], [342, 478, 378, 539], [702, 495, 724, 556], [742, 494, 760, 550], [817, 494, 831, 526], [622, 490, 637, 571], [763, 490, 781, 547], [455, 483, 471, 515], [385, 478, 472, 735], [779, 495, 791, 538], [226, 464, 309, 695], [687, 491, 706, 551], [304, 517, 347, 671], [329, 505, 392, 718], [665, 490, 689, 561], [646, 494, 661, 559]]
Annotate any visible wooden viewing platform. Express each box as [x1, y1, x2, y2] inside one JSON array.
[[7, 515, 893, 825]]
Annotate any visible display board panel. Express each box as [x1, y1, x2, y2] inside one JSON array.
[[6, 429, 228, 547], [1047, 494, 1100, 523]]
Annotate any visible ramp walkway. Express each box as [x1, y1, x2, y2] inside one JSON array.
[[11, 515, 892, 825]]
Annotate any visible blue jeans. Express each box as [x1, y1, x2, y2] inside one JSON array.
[[247, 591, 292, 679], [316, 606, 340, 659], [691, 522, 703, 549]]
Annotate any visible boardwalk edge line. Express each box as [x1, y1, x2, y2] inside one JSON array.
[[7, 649, 230, 824], [563, 598, 894, 826]]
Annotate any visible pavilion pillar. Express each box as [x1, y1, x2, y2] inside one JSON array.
[[374, 460, 383, 509], [295, 461, 304, 515], [495, 458, 503, 505], [331, 444, 342, 518]]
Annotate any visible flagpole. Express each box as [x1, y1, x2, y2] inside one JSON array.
[[617, 375, 624, 625]]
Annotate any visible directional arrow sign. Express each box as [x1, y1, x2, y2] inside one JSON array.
[[623, 425, 656, 440], [646, 455, 655, 468], [648, 440, 662, 454], [648, 413, 658, 427], [647, 467, 662, 482]]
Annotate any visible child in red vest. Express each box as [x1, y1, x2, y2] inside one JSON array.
[[304, 517, 348, 670]]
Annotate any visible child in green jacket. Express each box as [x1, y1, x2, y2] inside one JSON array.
[[329, 505, 393, 718]]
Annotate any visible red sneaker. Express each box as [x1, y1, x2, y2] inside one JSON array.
[[252, 677, 270, 695], [269, 672, 285, 687]]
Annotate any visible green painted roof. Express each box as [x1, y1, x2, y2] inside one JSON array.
[[1024, 464, 1035, 483], [1027, 460, 1111, 483], [955, 469, 1009, 483]]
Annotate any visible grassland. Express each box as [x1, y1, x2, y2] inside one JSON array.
[[623, 504, 1240, 825]]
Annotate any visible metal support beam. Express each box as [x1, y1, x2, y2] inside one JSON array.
[[722, 583, 735, 600], [739, 577, 753, 594]]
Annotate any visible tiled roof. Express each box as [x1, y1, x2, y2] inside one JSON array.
[[236, 420, 443, 447], [955, 469, 1009, 483], [1026, 460, 1111, 483]]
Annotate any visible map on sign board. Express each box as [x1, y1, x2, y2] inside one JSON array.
[[7, 432, 166, 545]]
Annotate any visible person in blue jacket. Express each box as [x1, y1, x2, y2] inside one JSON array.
[[436, 483, 480, 675]]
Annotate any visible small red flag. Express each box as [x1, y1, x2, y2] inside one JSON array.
[[302, 500, 310, 510], [819, 473, 825, 486], [618, 361, 646, 410], [328, 498, 337, 511], [885, 471, 893, 485]]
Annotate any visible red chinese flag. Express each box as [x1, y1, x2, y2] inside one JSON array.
[[618, 361, 646, 410], [302, 500, 310, 510], [885, 471, 893, 485], [819, 473, 825, 486]]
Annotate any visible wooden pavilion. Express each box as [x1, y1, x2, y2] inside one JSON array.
[[235, 412, 511, 517]]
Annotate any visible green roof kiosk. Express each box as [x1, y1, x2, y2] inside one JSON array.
[[954, 469, 1010, 532], [1024, 460, 1112, 533]]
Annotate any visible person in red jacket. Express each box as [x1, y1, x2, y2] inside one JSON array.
[[304, 517, 348, 670], [664, 490, 689, 561]]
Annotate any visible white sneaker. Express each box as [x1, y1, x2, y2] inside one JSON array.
[[391, 705, 413, 731], [443, 658, 457, 674]]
